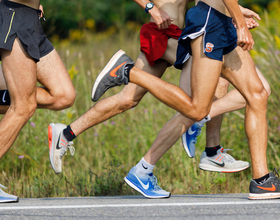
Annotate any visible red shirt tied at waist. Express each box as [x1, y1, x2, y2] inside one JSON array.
[[140, 22, 182, 66]]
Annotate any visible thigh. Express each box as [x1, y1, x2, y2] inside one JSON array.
[[126, 52, 168, 102], [222, 47, 264, 102], [1, 38, 37, 102], [36, 49, 74, 94], [189, 36, 223, 110]]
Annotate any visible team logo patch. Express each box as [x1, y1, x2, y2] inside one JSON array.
[[205, 42, 214, 53]]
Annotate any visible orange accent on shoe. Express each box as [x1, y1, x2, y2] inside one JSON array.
[[109, 62, 127, 77], [48, 125, 52, 151], [257, 184, 276, 192]]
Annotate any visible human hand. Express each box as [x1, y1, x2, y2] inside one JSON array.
[[149, 7, 173, 29]]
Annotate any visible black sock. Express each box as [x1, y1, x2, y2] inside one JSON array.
[[63, 125, 76, 141], [254, 173, 270, 184], [205, 145, 221, 157], [0, 90, 10, 105], [124, 63, 134, 84]]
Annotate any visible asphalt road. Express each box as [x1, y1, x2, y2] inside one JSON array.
[[0, 193, 280, 219]]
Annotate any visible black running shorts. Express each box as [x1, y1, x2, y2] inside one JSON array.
[[0, 0, 54, 62]]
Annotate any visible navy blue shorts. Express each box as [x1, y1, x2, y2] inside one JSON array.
[[0, 0, 54, 62], [174, 1, 237, 70]]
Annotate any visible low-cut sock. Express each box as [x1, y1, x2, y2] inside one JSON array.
[[63, 125, 76, 141], [135, 157, 155, 176], [254, 173, 270, 184], [205, 145, 221, 157], [0, 90, 10, 105], [196, 115, 211, 127]]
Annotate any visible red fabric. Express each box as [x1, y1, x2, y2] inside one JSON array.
[[140, 22, 182, 66]]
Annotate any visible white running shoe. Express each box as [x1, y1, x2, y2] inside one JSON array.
[[181, 122, 204, 158], [48, 123, 75, 174], [0, 184, 19, 203], [124, 166, 170, 198], [199, 147, 250, 173]]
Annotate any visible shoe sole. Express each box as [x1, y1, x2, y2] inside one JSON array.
[[181, 132, 194, 158], [249, 193, 280, 200], [0, 197, 19, 203], [124, 177, 171, 199], [48, 123, 60, 174], [199, 164, 250, 173], [91, 50, 125, 102]]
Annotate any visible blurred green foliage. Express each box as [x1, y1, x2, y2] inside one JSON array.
[[42, 0, 278, 39]]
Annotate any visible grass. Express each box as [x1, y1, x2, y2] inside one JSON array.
[[0, 15, 279, 198]]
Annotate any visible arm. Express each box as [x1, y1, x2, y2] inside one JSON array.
[[222, 0, 254, 51], [133, 0, 172, 29]]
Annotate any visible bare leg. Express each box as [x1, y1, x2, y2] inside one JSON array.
[[36, 49, 76, 110], [70, 52, 169, 136], [0, 49, 75, 113], [0, 39, 37, 158], [129, 36, 222, 121], [222, 47, 268, 179], [205, 78, 229, 148]]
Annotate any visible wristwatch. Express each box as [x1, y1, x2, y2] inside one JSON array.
[[145, 2, 154, 13]]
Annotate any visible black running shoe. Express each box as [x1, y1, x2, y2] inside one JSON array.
[[91, 50, 134, 102], [249, 169, 280, 200]]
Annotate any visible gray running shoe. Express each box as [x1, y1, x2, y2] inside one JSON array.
[[249, 169, 280, 200], [91, 50, 134, 102], [0, 184, 19, 203], [199, 147, 250, 173], [48, 123, 75, 174]]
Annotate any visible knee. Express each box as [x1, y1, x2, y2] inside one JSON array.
[[248, 87, 268, 109], [188, 103, 210, 121], [53, 89, 76, 110]]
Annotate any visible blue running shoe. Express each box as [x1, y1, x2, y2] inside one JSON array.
[[182, 122, 204, 158], [124, 166, 171, 199]]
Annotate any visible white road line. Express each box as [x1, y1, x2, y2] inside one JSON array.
[[0, 200, 280, 210]]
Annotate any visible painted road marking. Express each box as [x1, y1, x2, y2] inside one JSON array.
[[0, 200, 280, 210]]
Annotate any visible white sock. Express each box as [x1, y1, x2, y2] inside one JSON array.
[[196, 115, 211, 127], [135, 157, 155, 176]]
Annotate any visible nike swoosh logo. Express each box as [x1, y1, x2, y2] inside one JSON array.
[[135, 175, 149, 190], [142, 163, 148, 169], [2, 90, 6, 103], [210, 160, 225, 167], [56, 134, 62, 150], [110, 62, 126, 77], [257, 184, 276, 191], [188, 126, 196, 136]]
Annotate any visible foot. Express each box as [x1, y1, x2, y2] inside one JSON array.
[[0, 184, 19, 203], [124, 166, 170, 199], [48, 123, 75, 174], [91, 50, 134, 102], [199, 147, 250, 173], [249, 169, 280, 200], [181, 122, 204, 158]]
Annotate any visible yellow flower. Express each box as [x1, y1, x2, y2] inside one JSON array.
[[68, 64, 78, 80], [274, 35, 280, 49]]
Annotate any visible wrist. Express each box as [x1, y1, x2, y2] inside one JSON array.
[[145, 2, 154, 13]]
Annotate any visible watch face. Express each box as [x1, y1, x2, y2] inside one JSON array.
[[147, 3, 153, 9]]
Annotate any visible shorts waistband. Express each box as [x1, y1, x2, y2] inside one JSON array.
[[3, 0, 40, 13], [197, 1, 232, 19]]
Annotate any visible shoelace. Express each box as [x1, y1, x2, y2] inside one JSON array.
[[216, 148, 236, 163], [149, 175, 161, 191], [60, 141, 75, 159], [272, 168, 280, 184]]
